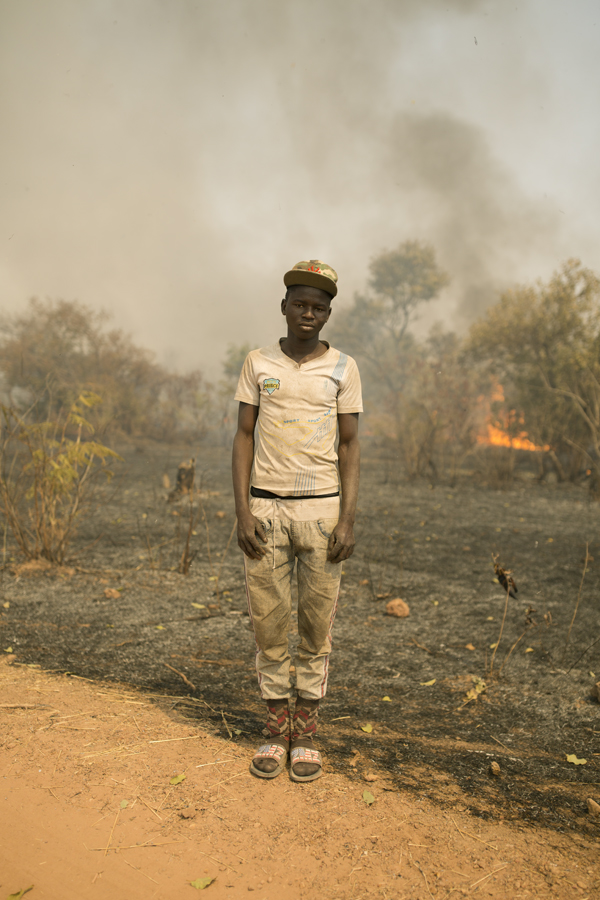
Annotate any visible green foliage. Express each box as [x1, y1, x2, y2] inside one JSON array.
[[468, 259, 600, 490], [366, 240, 450, 341], [0, 392, 122, 564]]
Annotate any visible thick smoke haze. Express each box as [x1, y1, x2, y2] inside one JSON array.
[[1, 0, 599, 373]]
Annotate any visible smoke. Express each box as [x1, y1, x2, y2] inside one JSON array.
[[0, 0, 597, 373], [385, 110, 563, 324]]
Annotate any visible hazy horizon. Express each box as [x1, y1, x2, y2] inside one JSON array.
[[1, 0, 599, 375]]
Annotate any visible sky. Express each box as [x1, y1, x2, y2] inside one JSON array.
[[1, 0, 599, 375]]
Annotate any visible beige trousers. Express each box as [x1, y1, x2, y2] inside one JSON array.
[[244, 496, 342, 701]]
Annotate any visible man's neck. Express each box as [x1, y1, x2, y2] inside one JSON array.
[[280, 335, 329, 365]]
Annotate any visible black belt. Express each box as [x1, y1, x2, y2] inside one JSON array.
[[251, 486, 340, 501]]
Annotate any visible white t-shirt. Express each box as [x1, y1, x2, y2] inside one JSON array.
[[235, 341, 363, 495]]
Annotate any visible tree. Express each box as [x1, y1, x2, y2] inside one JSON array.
[[367, 240, 450, 342], [468, 259, 600, 493], [330, 241, 470, 480], [0, 298, 214, 440]]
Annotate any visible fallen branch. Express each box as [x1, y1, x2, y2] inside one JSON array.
[[163, 662, 196, 691]]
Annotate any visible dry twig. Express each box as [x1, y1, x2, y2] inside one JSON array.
[[104, 809, 120, 856], [563, 542, 589, 663], [163, 662, 196, 691]]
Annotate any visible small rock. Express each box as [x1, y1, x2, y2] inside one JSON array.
[[104, 587, 120, 599], [489, 761, 501, 776], [179, 807, 196, 819], [363, 771, 378, 782], [386, 598, 410, 618], [587, 797, 600, 816]]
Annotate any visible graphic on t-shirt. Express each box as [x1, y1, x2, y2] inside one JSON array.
[[262, 378, 280, 395]]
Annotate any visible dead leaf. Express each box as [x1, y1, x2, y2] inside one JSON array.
[[191, 603, 206, 609], [362, 790, 375, 806], [489, 642, 498, 649], [156, 625, 164, 630], [420, 679, 436, 686], [489, 761, 501, 776], [381, 696, 391, 701], [190, 876, 215, 890], [376, 591, 391, 599], [3, 601, 9, 609], [566, 754, 587, 765], [120, 799, 128, 809], [587, 798, 600, 816], [104, 588, 120, 599], [215, 511, 226, 519], [363, 772, 378, 782], [361, 724, 373, 733], [525, 647, 534, 653], [349, 750, 361, 768], [465, 643, 475, 651], [385, 598, 410, 618], [170, 773, 186, 785], [162, 473, 171, 489], [464, 676, 486, 703], [4, 647, 13, 653], [7, 888, 34, 900], [359, 579, 369, 586]]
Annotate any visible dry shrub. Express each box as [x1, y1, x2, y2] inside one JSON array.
[[0, 392, 121, 564]]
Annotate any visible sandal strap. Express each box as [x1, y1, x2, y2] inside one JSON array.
[[290, 747, 322, 765], [253, 743, 287, 762]]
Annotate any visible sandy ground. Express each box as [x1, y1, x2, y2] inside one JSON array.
[[1, 658, 598, 900]]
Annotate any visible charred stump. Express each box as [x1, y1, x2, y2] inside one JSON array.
[[168, 458, 195, 502]]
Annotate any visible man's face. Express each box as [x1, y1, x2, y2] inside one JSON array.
[[281, 285, 332, 341]]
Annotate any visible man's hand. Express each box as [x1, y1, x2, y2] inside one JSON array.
[[327, 520, 355, 563], [237, 511, 268, 560]]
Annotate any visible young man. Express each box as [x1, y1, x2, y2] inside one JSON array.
[[232, 259, 362, 782]]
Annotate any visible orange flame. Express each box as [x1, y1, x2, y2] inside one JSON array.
[[477, 424, 549, 452], [477, 382, 549, 452]]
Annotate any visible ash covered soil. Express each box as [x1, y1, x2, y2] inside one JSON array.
[[1, 440, 599, 836]]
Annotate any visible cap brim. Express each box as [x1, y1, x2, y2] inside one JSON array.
[[284, 270, 337, 298]]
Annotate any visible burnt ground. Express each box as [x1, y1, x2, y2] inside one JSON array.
[[1, 439, 599, 838]]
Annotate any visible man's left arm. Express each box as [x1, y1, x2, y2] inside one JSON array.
[[328, 412, 360, 563]]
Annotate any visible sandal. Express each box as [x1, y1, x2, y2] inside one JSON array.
[[249, 742, 288, 779], [290, 745, 323, 782]]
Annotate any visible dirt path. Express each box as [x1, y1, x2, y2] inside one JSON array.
[[1, 659, 597, 900]]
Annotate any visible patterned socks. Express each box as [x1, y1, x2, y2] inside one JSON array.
[[253, 699, 290, 775], [291, 697, 321, 778], [292, 697, 320, 742]]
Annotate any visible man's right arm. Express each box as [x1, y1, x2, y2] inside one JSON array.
[[232, 401, 268, 559]]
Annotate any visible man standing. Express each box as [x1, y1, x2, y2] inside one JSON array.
[[232, 260, 362, 782]]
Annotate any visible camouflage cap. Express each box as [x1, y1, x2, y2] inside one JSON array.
[[284, 259, 338, 298]]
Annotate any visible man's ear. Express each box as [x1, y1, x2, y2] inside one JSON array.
[[281, 298, 287, 315]]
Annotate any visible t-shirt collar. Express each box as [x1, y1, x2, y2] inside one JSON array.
[[277, 338, 331, 368]]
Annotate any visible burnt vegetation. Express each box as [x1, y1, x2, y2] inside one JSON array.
[[1, 249, 599, 835]]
